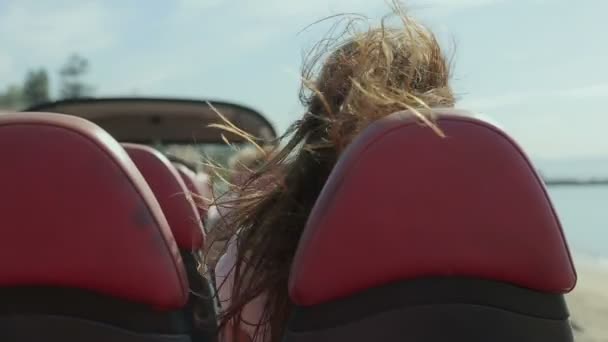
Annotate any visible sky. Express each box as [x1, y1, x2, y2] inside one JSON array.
[[1, 0, 607, 162]]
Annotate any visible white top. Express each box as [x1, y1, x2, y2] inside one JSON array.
[[205, 190, 238, 231], [215, 235, 270, 341]]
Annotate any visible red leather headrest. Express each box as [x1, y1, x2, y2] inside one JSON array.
[[289, 110, 577, 306], [123, 144, 205, 250], [0, 113, 188, 309], [173, 163, 213, 220]]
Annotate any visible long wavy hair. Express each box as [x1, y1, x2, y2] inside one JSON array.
[[207, 2, 455, 341]]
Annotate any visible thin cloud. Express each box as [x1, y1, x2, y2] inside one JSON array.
[[416, 0, 504, 7], [0, 54, 14, 79], [559, 83, 608, 99], [176, 0, 226, 11], [461, 92, 534, 110], [0, 0, 117, 85], [0, 1, 115, 56], [161, 0, 510, 75], [174, 0, 505, 22], [462, 82, 608, 110]]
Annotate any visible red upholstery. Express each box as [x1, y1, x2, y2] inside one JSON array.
[[173, 163, 212, 220], [123, 144, 205, 250], [0, 112, 188, 309], [289, 110, 577, 306]]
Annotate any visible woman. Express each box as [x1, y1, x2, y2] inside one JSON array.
[[212, 3, 455, 341]]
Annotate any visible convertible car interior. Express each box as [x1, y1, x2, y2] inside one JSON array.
[[0, 99, 576, 341]]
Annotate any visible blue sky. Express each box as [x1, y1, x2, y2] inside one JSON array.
[[1, 0, 607, 161]]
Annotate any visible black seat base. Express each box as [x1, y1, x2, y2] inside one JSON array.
[[0, 315, 191, 342], [0, 287, 190, 334], [284, 278, 573, 342], [284, 302, 573, 342]]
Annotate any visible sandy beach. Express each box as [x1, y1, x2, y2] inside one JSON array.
[[567, 261, 608, 342]]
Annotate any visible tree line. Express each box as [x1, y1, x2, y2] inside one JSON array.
[[0, 54, 93, 109]]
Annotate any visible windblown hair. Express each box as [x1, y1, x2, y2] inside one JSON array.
[[208, 2, 454, 341], [204, 145, 278, 268], [228, 145, 277, 180]]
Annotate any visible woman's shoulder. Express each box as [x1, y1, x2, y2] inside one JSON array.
[[214, 232, 240, 282], [214, 231, 269, 341], [215, 233, 236, 262]]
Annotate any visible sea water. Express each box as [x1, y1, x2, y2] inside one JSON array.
[[547, 186, 608, 265]]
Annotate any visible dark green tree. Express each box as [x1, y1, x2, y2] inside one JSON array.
[[0, 85, 24, 109], [59, 54, 93, 99], [23, 68, 50, 106]]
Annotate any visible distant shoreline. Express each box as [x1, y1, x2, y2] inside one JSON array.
[[545, 179, 608, 186]]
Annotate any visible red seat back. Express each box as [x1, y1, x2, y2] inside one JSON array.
[[285, 110, 576, 342], [0, 112, 188, 309], [173, 163, 213, 221], [121, 145, 219, 341], [123, 144, 205, 251]]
